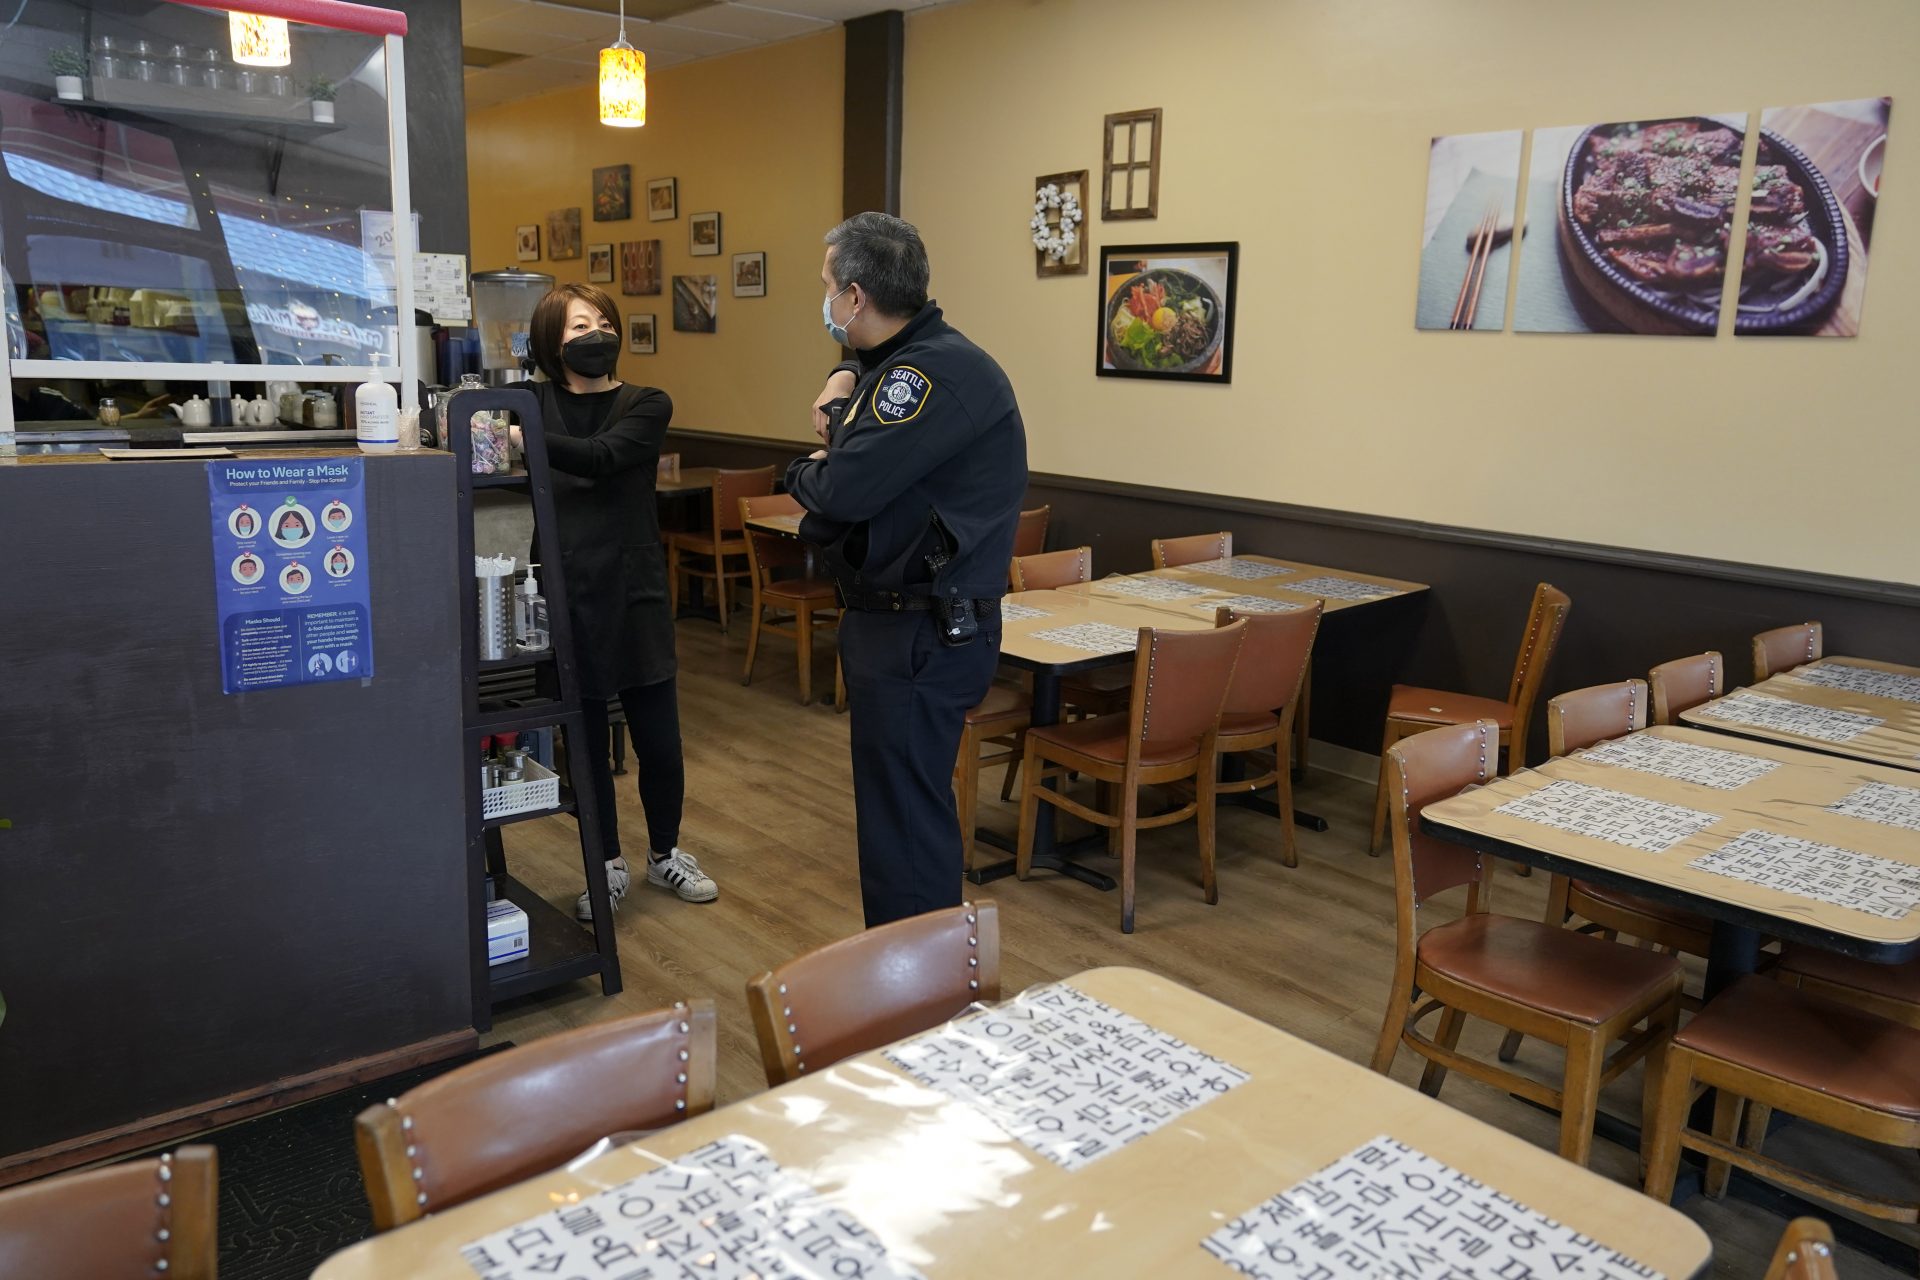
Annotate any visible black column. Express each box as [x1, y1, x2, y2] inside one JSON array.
[[842, 10, 904, 217]]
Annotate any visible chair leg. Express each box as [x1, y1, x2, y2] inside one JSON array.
[[1197, 759, 1219, 905], [795, 604, 815, 705], [1557, 1026, 1607, 1167], [1099, 781, 1120, 856], [667, 543, 681, 616], [714, 555, 730, 635], [1014, 741, 1042, 880], [1418, 1005, 1465, 1097], [741, 592, 762, 686], [1640, 1046, 1694, 1202], [1742, 1102, 1774, 1157], [1705, 1087, 1745, 1199], [1293, 660, 1312, 772], [1274, 745, 1299, 869], [1369, 973, 1414, 1075], [1639, 992, 1681, 1183], [1496, 1028, 1525, 1063], [999, 753, 1021, 803], [953, 728, 979, 875], [1119, 784, 1139, 934], [1370, 721, 1398, 854], [1544, 874, 1573, 926]]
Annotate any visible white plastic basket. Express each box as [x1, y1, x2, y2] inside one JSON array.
[[483, 758, 560, 821]]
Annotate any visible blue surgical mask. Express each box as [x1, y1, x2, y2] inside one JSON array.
[[822, 284, 853, 345]]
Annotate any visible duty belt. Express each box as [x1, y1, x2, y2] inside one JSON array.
[[837, 586, 1001, 618]]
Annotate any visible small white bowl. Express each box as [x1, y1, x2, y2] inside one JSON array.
[[1860, 134, 1887, 199]]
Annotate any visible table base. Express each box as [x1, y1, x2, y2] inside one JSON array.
[[967, 827, 1116, 890]]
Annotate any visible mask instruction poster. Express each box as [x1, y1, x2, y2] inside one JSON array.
[[208, 457, 373, 693]]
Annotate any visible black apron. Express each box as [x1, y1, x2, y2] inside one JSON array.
[[535, 382, 676, 699]]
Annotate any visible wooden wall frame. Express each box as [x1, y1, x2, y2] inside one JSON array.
[[1035, 169, 1089, 277], [1102, 108, 1162, 220]]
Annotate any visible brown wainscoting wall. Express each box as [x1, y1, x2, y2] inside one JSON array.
[[665, 428, 1920, 763]]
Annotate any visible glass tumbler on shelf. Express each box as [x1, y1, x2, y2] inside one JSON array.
[[96, 398, 121, 427]]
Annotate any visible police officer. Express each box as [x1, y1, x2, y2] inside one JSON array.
[[785, 213, 1029, 929]]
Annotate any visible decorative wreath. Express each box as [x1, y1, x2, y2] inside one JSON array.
[[1030, 183, 1082, 262]]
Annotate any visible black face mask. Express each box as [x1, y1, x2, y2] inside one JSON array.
[[561, 330, 620, 379]]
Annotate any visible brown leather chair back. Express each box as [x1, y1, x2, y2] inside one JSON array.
[[1753, 622, 1823, 681], [1128, 621, 1246, 756], [1763, 1218, 1839, 1280], [1151, 531, 1232, 569], [355, 1002, 718, 1231], [1012, 506, 1050, 559], [741, 493, 808, 576], [1011, 546, 1091, 592], [1386, 720, 1495, 909], [0, 1146, 217, 1280], [711, 466, 775, 535], [746, 903, 1000, 1086], [1547, 680, 1647, 757], [1216, 603, 1322, 718], [1504, 582, 1572, 765], [1648, 651, 1724, 725]]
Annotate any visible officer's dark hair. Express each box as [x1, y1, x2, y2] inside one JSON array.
[[528, 283, 622, 384], [824, 213, 929, 318]]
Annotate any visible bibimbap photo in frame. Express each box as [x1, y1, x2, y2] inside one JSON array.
[[1096, 241, 1238, 383]]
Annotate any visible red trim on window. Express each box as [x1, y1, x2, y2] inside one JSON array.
[[159, 0, 408, 39]]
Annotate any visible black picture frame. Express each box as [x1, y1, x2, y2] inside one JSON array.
[[1095, 241, 1239, 384]]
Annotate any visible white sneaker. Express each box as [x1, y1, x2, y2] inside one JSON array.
[[575, 857, 630, 921], [647, 847, 719, 903]]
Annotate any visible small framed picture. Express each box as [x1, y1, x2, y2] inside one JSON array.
[[1096, 241, 1240, 383], [672, 275, 717, 333], [591, 163, 631, 222], [646, 177, 677, 222], [628, 313, 656, 355], [620, 239, 662, 295], [689, 211, 721, 257], [547, 207, 582, 261], [586, 243, 614, 283], [515, 224, 540, 262], [732, 251, 766, 298]]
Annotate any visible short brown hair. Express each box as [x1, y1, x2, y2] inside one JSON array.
[[528, 283, 622, 383]]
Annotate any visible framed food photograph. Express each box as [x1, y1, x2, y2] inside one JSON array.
[[732, 251, 766, 298], [672, 275, 717, 333], [591, 163, 631, 222], [515, 224, 540, 262], [646, 177, 678, 222], [1096, 242, 1239, 383], [620, 239, 662, 295], [628, 313, 656, 355], [547, 207, 582, 261], [586, 243, 614, 283], [689, 211, 721, 257]]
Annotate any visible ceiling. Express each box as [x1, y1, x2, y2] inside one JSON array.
[[462, 0, 948, 111]]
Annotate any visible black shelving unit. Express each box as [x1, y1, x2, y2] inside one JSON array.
[[450, 387, 621, 1031]]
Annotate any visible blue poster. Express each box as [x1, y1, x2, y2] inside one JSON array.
[[208, 456, 374, 694]]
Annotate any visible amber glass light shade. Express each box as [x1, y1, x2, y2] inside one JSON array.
[[599, 38, 646, 128]]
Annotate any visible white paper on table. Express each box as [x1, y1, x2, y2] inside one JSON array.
[[457, 1135, 924, 1280], [1690, 829, 1920, 921], [1200, 1135, 1664, 1280], [1189, 594, 1309, 614], [1000, 601, 1051, 622], [1830, 781, 1920, 833], [1093, 575, 1218, 601], [1493, 778, 1720, 853], [1029, 622, 1142, 655], [884, 982, 1250, 1173], [1793, 662, 1920, 705], [1694, 690, 1883, 743], [1284, 575, 1396, 602], [1181, 558, 1297, 581], [1574, 734, 1779, 791]]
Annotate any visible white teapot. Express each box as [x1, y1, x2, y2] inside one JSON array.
[[168, 394, 213, 427], [245, 395, 277, 427]]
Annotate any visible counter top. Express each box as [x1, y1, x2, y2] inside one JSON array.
[[6, 446, 447, 467]]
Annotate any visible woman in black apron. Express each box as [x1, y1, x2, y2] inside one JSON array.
[[515, 283, 718, 916]]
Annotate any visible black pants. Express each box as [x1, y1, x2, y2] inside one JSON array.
[[577, 678, 684, 862], [839, 611, 1001, 929]]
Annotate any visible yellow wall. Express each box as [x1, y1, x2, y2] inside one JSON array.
[[901, 0, 1919, 585], [465, 31, 843, 441]]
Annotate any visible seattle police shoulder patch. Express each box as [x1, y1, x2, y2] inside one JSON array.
[[871, 365, 933, 424]]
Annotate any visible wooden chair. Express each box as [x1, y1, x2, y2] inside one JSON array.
[[740, 493, 842, 707], [1010, 546, 1090, 591], [355, 1002, 718, 1231], [1369, 720, 1683, 1166], [1152, 530, 1231, 569], [664, 465, 773, 632], [954, 686, 1030, 873], [1753, 622, 1823, 681], [1207, 602, 1322, 868], [0, 1146, 217, 1279], [745, 902, 1000, 1086], [1007, 505, 1050, 584], [1773, 946, 1920, 1029], [1010, 547, 1129, 720], [1642, 975, 1920, 1232], [1764, 1219, 1840, 1280], [1370, 582, 1572, 853], [1649, 651, 1725, 724], [656, 452, 681, 481], [1016, 620, 1248, 934]]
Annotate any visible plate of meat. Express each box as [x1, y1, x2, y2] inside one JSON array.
[[1557, 118, 1848, 335]]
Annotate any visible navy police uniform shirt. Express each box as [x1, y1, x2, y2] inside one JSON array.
[[785, 302, 1028, 603]]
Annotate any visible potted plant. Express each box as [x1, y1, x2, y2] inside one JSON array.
[[49, 47, 88, 101], [309, 77, 336, 122]]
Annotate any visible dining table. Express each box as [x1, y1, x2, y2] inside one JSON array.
[[1681, 655, 1920, 775], [312, 967, 1711, 1280]]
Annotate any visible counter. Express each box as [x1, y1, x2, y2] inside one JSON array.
[[0, 448, 475, 1182]]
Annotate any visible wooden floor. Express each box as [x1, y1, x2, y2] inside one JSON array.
[[494, 617, 1916, 1280]]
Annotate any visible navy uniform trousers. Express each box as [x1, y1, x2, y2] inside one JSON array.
[[839, 609, 1002, 928]]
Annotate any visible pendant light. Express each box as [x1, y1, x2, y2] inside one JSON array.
[[598, 0, 646, 128], [229, 12, 292, 67]]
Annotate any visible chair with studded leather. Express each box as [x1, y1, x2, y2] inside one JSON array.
[[1151, 530, 1232, 569], [1648, 651, 1726, 725], [0, 1146, 216, 1280], [1016, 620, 1248, 934], [1763, 1218, 1840, 1280], [1752, 621, 1824, 681], [1370, 582, 1572, 854], [745, 902, 1001, 1086], [1006, 505, 1051, 585], [1011, 547, 1131, 720], [740, 493, 842, 706], [1201, 602, 1322, 868], [664, 465, 774, 632], [1370, 720, 1683, 1166], [355, 1002, 718, 1232]]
